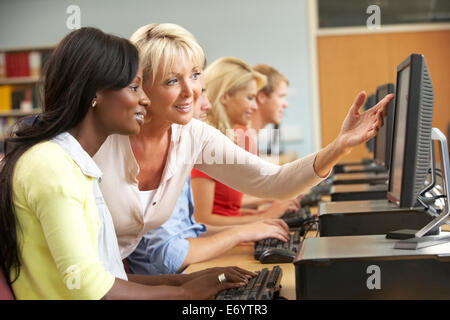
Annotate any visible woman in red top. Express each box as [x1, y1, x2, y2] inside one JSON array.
[[191, 57, 299, 226]]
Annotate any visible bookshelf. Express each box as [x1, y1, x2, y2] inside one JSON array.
[[0, 76, 40, 85], [0, 45, 54, 155]]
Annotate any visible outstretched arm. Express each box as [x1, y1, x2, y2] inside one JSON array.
[[194, 92, 393, 200]]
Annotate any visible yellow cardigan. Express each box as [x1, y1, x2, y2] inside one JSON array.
[[11, 141, 115, 299]]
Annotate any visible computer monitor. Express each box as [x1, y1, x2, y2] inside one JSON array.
[[387, 54, 434, 208], [364, 94, 377, 153], [374, 83, 395, 170]]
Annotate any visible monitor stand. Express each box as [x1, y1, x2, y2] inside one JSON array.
[[330, 183, 387, 201], [387, 128, 450, 249]]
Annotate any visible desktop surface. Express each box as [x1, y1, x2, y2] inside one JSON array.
[[318, 200, 433, 236], [334, 172, 388, 180], [319, 199, 404, 213], [333, 172, 388, 185], [331, 184, 387, 193], [341, 163, 385, 174], [330, 184, 388, 201], [296, 233, 450, 261]]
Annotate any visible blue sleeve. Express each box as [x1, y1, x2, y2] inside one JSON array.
[[127, 228, 191, 275]]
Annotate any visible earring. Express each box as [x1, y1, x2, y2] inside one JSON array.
[[92, 100, 97, 108]]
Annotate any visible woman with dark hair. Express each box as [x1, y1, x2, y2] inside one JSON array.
[[0, 27, 252, 300]]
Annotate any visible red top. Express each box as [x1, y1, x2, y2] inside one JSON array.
[[191, 126, 258, 217]]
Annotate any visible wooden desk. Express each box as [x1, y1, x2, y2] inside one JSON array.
[[184, 229, 320, 301], [186, 216, 449, 300], [185, 242, 296, 300]]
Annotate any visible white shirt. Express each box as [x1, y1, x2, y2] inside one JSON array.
[[139, 189, 156, 213], [94, 119, 326, 258], [52, 132, 127, 280]]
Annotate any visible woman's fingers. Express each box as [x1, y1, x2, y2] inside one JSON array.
[[349, 91, 367, 115], [226, 266, 256, 278]]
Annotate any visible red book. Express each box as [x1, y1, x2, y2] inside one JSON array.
[[5, 53, 15, 77], [18, 52, 30, 77], [5, 52, 30, 77]]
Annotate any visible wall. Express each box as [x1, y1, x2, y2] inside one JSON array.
[[318, 29, 450, 162], [0, 0, 316, 158]]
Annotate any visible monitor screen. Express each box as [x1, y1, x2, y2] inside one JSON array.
[[374, 84, 395, 169], [389, 67, 410, 201], [387, 54, 434, 208]]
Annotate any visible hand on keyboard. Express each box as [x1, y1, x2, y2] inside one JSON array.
[[216, 266, 283, 300], [182, 266, 256, 300], [262, 199, 301, 219], [235, 218, 290, 243], [254, 230, 302, 262]]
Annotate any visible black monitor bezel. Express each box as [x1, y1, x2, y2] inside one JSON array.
[[387, 54, 428, 208], [364, 94, 377, 154], [374, 83, 395, 169]]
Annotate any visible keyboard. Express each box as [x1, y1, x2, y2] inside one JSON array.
[[215, 266, 283, 300], [281, 206, 315, 230], [254, 230, 302, 261]]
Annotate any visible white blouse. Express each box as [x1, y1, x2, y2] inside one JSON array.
[[94, 119, 326, 258]]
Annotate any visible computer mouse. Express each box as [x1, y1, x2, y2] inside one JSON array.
[[258, 248, 296, 264]]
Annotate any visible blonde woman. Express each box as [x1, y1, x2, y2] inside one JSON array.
[[126, 77, 292, 276], [191, 57, 300, 226], [94, 23, 393, 273]]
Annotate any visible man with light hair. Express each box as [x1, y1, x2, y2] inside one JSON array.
[[251, 64, 289, 132]]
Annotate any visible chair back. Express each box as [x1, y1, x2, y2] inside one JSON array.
[[0, 267, 15, 300]]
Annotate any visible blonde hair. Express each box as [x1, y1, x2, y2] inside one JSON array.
[[130, 23, 205, 84], [205, 57, 267, 135], [253, 64, 289, 96]]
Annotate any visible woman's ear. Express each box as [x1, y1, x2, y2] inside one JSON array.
[[91, 95, 98, 108], [93, 90, 104, 107], [220, 92, 230, 106]]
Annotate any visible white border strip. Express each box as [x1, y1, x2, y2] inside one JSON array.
[[307, 0, 322, 152], [318, 23, 450, 37]]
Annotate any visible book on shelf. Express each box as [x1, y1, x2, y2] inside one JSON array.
[[5, 52, 30, 78], [0, 49, 52, 80], [29, 51, 42, 77], [0, 85, 12, 111], [0, 86, 39, 113], [0, 53, 5, 79], [12, 90, 25, 110]]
